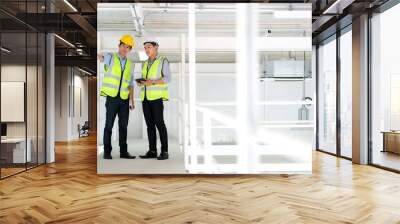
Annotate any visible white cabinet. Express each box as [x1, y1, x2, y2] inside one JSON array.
[[1, 138, 31, 163]]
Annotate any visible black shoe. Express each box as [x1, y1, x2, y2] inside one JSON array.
[[157, 152, 169, 160], [139, 150, 157, 159], [120, 152, 136, 159], [103, 154, 112, 160]]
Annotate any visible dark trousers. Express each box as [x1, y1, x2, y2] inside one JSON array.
[[103, 96, 129, 155], [142, 98, 168, 153]]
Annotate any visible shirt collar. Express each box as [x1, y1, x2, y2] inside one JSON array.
[[117, 52, 126, 60], [149, 53, 159, 62]]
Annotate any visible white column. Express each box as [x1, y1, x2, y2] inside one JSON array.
[[352, 14, 369, 164], [97, 31, 102, 145], [312, 45, 317, 150], [45, 0, 55, 163], [235, 3, 259, 173], [46, 33, 55, 163], [179, 33, 186, 153], [188, 3, 197, 171]]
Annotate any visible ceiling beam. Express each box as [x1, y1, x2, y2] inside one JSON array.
[[67, 13, 97, 46], [55, 55, 96, 71]]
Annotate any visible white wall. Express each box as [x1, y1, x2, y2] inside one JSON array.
[[55, 67, 68, 141], [99, 32, 311, 53], [55, 67, 89, 141], [1, 64, 46, 163], [192, 63, 313, 144], [1, 65, 32, 138], [71, 73, 89, 138], [97, 61, 313, 145]]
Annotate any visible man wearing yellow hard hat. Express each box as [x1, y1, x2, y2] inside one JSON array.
[[97, 34, 136, 160]]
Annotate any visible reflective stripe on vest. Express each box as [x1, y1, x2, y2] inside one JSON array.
[[140, 55, 169, 101], [100, 53, 132, 100], [102, 83, 129, 93]]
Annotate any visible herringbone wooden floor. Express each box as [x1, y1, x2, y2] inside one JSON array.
[[1, 135, 400, 224]]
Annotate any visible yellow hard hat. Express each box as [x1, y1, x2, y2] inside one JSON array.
[[120, 35, 135, 48]]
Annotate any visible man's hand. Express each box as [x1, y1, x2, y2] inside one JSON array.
[[129, 100, 135, 110], [137, 81, 145, 86], [128, 86, 134, 110], [142, 79, 165, 86], [97, 54, 104, 62], [143, 79, 154, 86]]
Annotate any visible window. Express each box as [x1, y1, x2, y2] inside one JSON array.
[[370, 3, 400, 171], [339, 28, 352, 158], [317, 36, 337, 154]]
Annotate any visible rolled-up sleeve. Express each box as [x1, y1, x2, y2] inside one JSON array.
[[103, 53, 113, 69], [161, 58, 171, 83]]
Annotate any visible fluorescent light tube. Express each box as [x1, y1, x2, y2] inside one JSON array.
[[322, 0, 354, 15], [274, 10, 311, 19], [78, 67, 92, 76], [63, 0, 78, 12], [54, 34, 75, 48], [1, 47, 11, 53]]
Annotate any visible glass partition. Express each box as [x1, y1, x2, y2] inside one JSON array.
[[25, 0, 46, 170], [1, 27, 28, 178], [0, 0, 46, 179], [27, 30, 38, 169]]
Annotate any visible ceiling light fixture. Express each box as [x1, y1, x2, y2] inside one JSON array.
[[54, 34, 75, 48], [63, 0, 78, 12], [130, 5, 143, 37]]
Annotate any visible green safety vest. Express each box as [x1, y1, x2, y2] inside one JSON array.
[[140, 56, 169, 101], [100, 53, 132, 100]]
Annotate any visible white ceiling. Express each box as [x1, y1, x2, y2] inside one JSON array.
[[97, 3, 311, 37], [97, 3, 311, 63]]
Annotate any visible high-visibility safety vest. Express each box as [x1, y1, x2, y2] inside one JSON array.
[[140, 56, 169, 101], [100, 53, 132, 100]]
